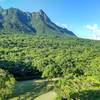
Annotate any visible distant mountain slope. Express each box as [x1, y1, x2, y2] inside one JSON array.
[[0, 7, 76, 36]]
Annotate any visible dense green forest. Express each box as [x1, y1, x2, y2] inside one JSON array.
[[0, 33, 100, 99]]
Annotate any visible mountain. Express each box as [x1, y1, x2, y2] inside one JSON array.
[[0, 7, 76, 36]]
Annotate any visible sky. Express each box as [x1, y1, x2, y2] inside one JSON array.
[[0, 0, 100, 40]]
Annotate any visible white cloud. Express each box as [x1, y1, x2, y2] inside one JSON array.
[[60, 24, 68, 29], [86, 24, 100, 33], [85, 24, 100, 40], [55, 22, 72, 30], [55, 22, 67, 28]]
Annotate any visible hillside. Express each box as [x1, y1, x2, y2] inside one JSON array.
[[0, 6, 100, 100], [0, 33, 100, 99], [0, 7, 75, 36]]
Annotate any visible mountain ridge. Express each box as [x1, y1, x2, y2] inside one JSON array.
[[0, 7, 76, 36]]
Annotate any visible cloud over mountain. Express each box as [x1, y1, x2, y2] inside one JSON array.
[[86, 24, 100, 40]]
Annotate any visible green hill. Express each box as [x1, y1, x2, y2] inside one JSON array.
[[0, 32, 100, 99], [0, 7, 100, 100], [0, 7, 75, 36]]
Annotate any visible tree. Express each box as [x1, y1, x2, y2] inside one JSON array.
[[0, 68, 15, 99], [42, 64, 55, 79]]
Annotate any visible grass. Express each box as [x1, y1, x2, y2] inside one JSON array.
[[34, 91, 57, 100], [9, 79, 56, 100]]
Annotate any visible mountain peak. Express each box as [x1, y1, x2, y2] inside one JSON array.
[[38, 9, 47, 17], [0, 7, 76, 36], [39, 9, 45, 14]]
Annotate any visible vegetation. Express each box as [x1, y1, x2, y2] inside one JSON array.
[[0, 6, 100, 100], [0, 7, 75, 36], [0, 33, 99, 99], [0, 68, 15, 99], [55, 76, 100, 100], [9, 79, 54, 99]]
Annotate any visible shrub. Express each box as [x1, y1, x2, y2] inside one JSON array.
[[0, 68, 15, 99]]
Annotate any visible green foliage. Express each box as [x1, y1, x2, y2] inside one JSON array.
[[0, 68, 15, 99], [55, 76, 100, 100], [0, 7, 75, 36], [10, 79, 54, 99], [0, 32, 99, 99], [0, 33, 99, 80]]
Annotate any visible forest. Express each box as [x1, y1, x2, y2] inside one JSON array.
[[0, 33, 100, 100]]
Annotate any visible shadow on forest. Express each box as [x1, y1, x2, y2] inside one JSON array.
[[10, 79, 53, 99], [70, 89, 100, 100], [0, 60, 42, 80]]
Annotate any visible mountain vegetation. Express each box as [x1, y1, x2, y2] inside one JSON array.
[[0, 7, 100, 100], [0, 7, 75, 36], [0, 33, 99, 99], [0, 68, 15, 99]]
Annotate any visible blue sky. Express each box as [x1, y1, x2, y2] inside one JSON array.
[[0, 0, 100, 40]]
